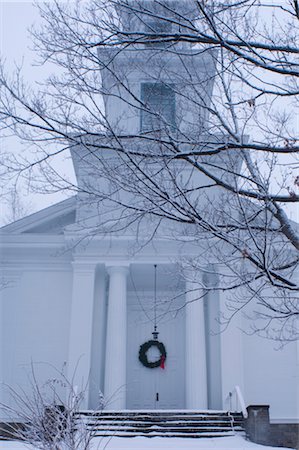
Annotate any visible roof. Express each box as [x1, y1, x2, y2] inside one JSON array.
[[0, 196, 77, 235]]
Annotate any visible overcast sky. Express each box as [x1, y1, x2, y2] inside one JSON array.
[[0, 1, 75, 223], [1, 2, 41, 83], [0, 1, 297, 224]]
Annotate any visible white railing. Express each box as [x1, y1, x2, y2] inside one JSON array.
[[228, 385, 248, 418]]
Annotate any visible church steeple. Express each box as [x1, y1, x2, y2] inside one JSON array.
[[99, 0, 216, 136], [117, 0, 198, 48]]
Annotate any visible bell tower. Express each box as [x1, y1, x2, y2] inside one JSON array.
[[117, 0, 198, 43], [99, 0, 217, 136]]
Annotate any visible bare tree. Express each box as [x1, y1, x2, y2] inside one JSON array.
[[0, 364, 105, 450], [0, 0, 298, 340], [2, 188, 33, 225]]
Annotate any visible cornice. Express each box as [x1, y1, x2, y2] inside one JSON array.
[[0, 262, 72, 272], [0, 234, 67, 249], [0, 269, 23, 286], [98, 47, 217, 67]]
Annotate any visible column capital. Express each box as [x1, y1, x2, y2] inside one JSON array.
[[72, 260, 98, 273], [182, 263, 203, 285], [202, 264, 219, 288], [107, 265, 130, 277]]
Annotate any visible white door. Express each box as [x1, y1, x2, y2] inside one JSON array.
[[126, 292, 185, 409]]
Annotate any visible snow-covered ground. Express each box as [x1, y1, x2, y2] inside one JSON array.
[[0, 435, 295, 450]]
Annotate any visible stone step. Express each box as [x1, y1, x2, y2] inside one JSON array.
[[79, 410, 234, 416], [81, 413, 233, 418], [92, 431, 235, 438], [88, 423, 242, 432], [89, 427, 234, 433], [84, 420, 233, 427], [88, 423, 243, 432], [75, 410, 243, 438], [78, 415, 239, 421], [80, 419, 235, 426], [81, 415, 233, 421]]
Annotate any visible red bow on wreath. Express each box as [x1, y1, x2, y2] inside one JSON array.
[[160, 355, 165, 369]]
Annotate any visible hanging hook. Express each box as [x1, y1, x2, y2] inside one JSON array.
[[152, 264, 159, 340]]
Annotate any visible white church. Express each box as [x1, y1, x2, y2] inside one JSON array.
[[0, 0, 298, 436]]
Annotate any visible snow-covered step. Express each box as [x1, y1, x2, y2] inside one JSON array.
[[93, 432, 235, 438], [75, 410, 243, 438], [84, 421, 235, 427]]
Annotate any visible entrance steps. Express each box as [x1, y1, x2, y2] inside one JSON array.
[[76, 410, 244, 438]]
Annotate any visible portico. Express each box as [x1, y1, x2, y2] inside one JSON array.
[[67, 260, 214, 410]]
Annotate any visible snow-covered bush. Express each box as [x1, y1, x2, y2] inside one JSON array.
[[0, 364, 104, 450]]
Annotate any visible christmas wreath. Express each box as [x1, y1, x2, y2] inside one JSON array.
[[138, 340, 167, 369]]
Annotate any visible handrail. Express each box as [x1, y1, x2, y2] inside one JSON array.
[[228, 385, 248, 418]]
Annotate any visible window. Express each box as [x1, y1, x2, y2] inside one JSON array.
[[140, 83, 176, 132], [144, 20, 172, 47]]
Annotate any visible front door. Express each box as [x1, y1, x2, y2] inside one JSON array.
[[126, 292, 185, 409]]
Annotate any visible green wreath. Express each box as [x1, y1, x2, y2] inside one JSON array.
[[138, 340, 167, 369]]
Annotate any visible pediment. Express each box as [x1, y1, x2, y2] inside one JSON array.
[[1, 196, 77, 235]]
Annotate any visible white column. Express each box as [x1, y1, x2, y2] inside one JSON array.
[[219, 266, 245, 410], [185, 273, 208, 409], [294, 267, 299, 418], [0, 283, 3, 413], [104, 266, 128, 410], [203, 267, 222, 410], [68, 261, 96, 409], [88, 266, 107, 409]]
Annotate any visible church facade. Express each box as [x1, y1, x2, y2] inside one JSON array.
[[0, 0, 298, 426], [1, 198, 298, 420]]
